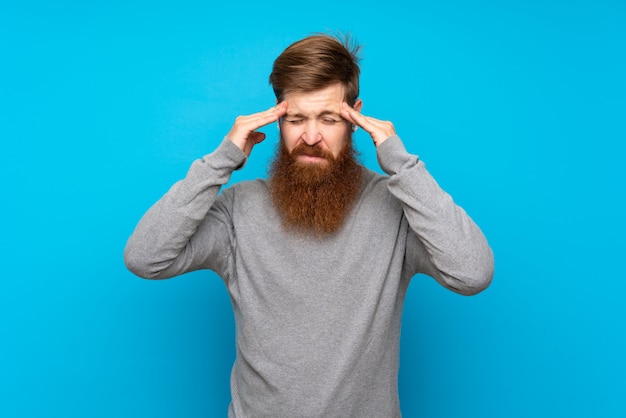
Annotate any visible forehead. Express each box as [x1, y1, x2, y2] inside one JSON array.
[[284, 84, 345, 115]]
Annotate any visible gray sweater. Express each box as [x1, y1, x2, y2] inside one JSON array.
[[124, 135, 494, 417]]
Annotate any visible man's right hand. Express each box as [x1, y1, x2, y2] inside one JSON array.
[[226, 102, 287, 157]]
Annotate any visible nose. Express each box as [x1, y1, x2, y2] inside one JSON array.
[[301, 121, 322, 145]]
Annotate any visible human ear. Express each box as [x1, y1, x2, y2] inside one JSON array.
[[353, 98, 363, 112]]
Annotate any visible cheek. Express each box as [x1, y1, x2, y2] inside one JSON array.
[[326, 127, 350, 154], [279, 126, 300, 152]]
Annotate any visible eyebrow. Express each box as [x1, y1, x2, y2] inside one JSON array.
[[285, 110, 342, 119]]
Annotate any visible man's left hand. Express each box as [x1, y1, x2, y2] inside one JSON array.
[[341, 102, 396, 147]]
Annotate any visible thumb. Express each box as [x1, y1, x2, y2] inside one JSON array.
[[250, 131, 266, 144]]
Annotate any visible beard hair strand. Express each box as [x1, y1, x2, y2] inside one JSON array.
[[268, 138, 363, 236]]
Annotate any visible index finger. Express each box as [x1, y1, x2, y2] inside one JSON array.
[[252, 101, 288, 127], [341, 102, 396, 145], [341, 102, 372, 130]]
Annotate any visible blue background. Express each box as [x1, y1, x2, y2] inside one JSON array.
[[2, 0, 624, 417]]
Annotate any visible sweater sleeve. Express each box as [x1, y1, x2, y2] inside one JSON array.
[[377, 135, 494, 295], [123, 138, 246, 280]]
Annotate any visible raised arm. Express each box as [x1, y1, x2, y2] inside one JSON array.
[[380, 136, 493, 295], [124, 103, 286, 279], [341, 102, 494, 295]]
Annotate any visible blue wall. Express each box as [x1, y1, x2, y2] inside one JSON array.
[[2, 1, 624, 417]]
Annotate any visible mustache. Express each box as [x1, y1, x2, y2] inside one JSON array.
[[290, 143, 334, 160]]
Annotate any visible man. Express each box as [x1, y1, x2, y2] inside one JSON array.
[[125, 34, 494, 417]]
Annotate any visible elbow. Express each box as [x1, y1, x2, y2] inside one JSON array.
[[123, 243, 164, 280], [439, 249, 495, 296], [444, 270, 493, 296], [456, 269, 493, 296], [456, 252, 495, 296]]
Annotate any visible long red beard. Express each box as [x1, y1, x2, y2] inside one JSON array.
[[268, 138, 363, 236]]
